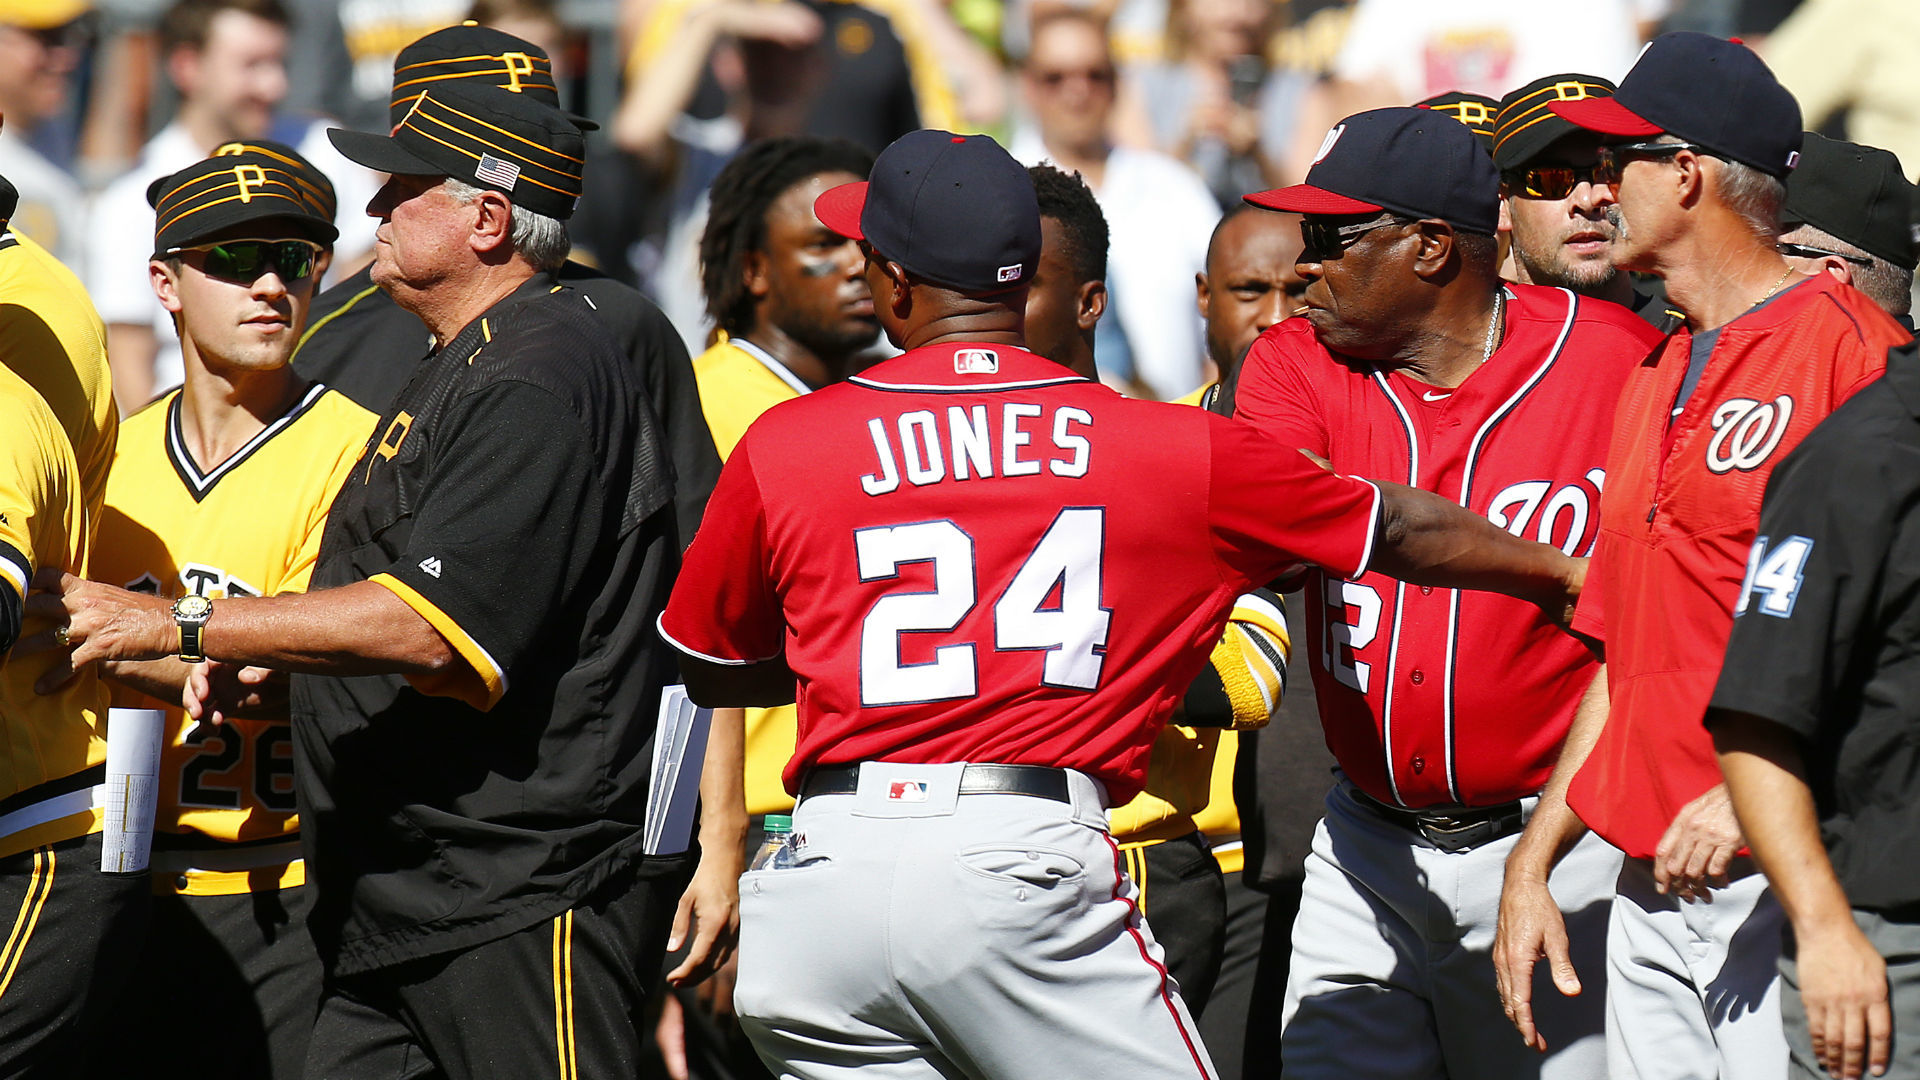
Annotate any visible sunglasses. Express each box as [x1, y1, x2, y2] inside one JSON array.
[[167, 239, 322, 283], [1504, 165, 1604, 200], [1777, 241, 1872, 266], [1593, 141, 1706, 186], [1032, 67, 1116, 89], [1300, 214, 1404, 258]]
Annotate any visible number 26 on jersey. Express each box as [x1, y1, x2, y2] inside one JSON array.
[[856, 507, 1111, 706]]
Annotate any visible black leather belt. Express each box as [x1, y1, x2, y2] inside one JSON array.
[[799, 763, 1072, 804], [1352, 789, 1527, 854]]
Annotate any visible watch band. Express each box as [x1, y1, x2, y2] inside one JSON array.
[[178, 621, 206, 664]]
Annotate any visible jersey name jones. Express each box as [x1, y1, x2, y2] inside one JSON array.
[[860, 403, 1093, 495]]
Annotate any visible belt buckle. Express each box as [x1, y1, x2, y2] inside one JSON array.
[[1415, 815, 1493, 854]]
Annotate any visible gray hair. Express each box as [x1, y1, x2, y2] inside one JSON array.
[[1707, 158, 1786, 241], [442, 178, 571, 271], [1783, 223, 1914, 317]]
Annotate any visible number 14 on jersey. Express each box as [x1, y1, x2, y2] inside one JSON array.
[[857, 507, 1112, 706]]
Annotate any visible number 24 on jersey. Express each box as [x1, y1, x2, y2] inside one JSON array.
[[857, 507, 1111, 706]]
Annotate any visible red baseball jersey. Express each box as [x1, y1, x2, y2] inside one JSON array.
[[1235, 284, 1660, 808], [1568, 275, 1910, 858], [659, 343, 1382, 805]]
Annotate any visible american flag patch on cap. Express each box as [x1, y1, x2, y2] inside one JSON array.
[[475, 153, 521, 192]]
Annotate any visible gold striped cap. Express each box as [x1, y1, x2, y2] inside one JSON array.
[[205, 139, 337, 221], [1416, 91, 1499, 156], [1493, 74, 1617, 171], [148, 150, 340, 255], [389, 24, 597, 131], [329, 82, 586, 220]]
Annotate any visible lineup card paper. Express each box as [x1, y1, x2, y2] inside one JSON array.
[[101, 708, 164, 873], [645, 686, 711, 856]]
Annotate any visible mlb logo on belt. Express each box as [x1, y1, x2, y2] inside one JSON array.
[[954, 349, 999, 375], [887, 780, 929, 802]]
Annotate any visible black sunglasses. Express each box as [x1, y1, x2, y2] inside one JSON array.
[[1777, 241, 1872, 267], [1504, 165, 1604, 200], [1593, 141, 1707, 186], [167, 239, 321, 283], [1300, 214, 1404, 258]]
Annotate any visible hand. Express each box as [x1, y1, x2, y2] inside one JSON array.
[[665, 846, 742, 987], [655, 994, 691, 1080], [1494, 868, 1581, 1052], [23, 568, 175, 668], [1797, 919, 1891, 1079], [1653, 783, 1743, 902], [1552, 556, 1588, 629], [185, 661, 285, 726], [714, 0, 822, 47]]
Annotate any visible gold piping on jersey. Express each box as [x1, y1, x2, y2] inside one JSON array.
[[552, 910, 578, 1080]]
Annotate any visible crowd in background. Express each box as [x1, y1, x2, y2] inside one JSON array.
[[4, 0, 1915, 408]]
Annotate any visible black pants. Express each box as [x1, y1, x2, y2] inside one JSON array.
[[90, 880, 319, 1079], [1243, 868, 1307, 1077], [1198, 867, 1269, 1080], [1129, 829, 1228, 1018], [0, 832, 150, 1079], [305, 874, 679, 1080]]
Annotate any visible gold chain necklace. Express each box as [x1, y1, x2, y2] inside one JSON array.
[[1755, 264, 1794, 307]]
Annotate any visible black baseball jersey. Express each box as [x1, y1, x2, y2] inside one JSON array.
[[290, 273, 689, 975], [1708, 338, 1920, 912], [293, 261, 721, 547]]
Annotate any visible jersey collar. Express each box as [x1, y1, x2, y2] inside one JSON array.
[[848, 342, 1088, 394], [728, 337, 813, 396], [166, 382, 328, 502]]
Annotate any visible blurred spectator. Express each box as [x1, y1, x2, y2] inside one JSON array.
[[468, 0, 564, 70], [83, 0, 377, 413], [288, 0, 468, 134], [1766, 0, 1920, 180], [1013, 9, 1218, 398], [0, 0, 91, 268], [1330, 0, 1641, 104], [1007, 0, 1170, 64], [1115, 0, 1311, 208]]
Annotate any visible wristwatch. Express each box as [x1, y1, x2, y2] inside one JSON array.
[[171, 594, 213, 663]]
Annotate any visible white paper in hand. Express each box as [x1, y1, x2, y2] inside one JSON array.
[[644, 685, 711, 856], [101, 708, 165, 873]]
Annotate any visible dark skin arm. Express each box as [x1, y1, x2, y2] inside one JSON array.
[[1368, 480, 1585, 622]]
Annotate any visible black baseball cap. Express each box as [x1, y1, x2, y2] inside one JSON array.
[[1783, 133, 1916, 270], [329, 83, 586, 220], [149, 150, 339, 256], [201, 139, 337, 221], [1493, 73, 1617, 171], [814, 129, 1041, 294], [389, 23, 597, 131], [1244, 107, 1499, 235], [1417, 90, 1498, 156], [1550, 32, 1802, 179]]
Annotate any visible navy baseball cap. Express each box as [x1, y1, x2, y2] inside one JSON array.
[[1550, 32, 1802, 179], [1244, 107, 1499, 235], [814, 129, 1041, 294]]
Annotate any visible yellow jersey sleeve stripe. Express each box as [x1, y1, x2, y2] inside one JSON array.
[[0, 543, 26, 600], [1227, 590, 1289, 650], [369, 573, 508, 711]]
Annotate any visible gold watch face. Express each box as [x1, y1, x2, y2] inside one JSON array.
[[173, 594, 213, 621]]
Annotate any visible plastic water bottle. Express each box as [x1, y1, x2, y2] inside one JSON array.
[[749, 814, 796, 871]]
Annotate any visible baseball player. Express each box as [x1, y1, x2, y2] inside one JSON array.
[[1774, 132, 1916, 327], [1493, 33, 1913, 1080], [71, 146, 373, 1079], [38, 83, 725, 1076], [0, 353, 135, 1077], [1232, 105, 1659, 1079], [1708, 334, 1920, 1080], [1024, 163, 1292, 1027], [1417, 90, 1499, 156], [0, 175, 116, 532], [659, 127, 1589, 1080], [292, 23, 721, 546]]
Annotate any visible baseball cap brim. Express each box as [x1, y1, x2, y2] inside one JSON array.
[[327, 127, 445, 178], [1549, 97, 1663, 137], [814, 181, 868, 241], [1244, 185, 1383, 216]]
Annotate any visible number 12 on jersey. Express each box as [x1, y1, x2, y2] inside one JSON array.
[[856, 507, 1112, 706]]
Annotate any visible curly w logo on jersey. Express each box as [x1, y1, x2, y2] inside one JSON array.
[[1706, 395, 1794, 473]]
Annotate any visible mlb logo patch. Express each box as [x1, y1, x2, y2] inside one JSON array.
[[954, 349, 999, 375], [887, 780, 929, 802], [997, 263, 1022, 283]]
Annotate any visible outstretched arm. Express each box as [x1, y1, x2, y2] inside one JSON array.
[[1369, 481, 1585, 622]]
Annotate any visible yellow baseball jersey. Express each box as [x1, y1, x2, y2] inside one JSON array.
[[1112, 383, 1290, 869], [0, 228, 117, 537], [692, 338, 816, 814], [90, 383, 375, 895], [0, 363, 108, 859]]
